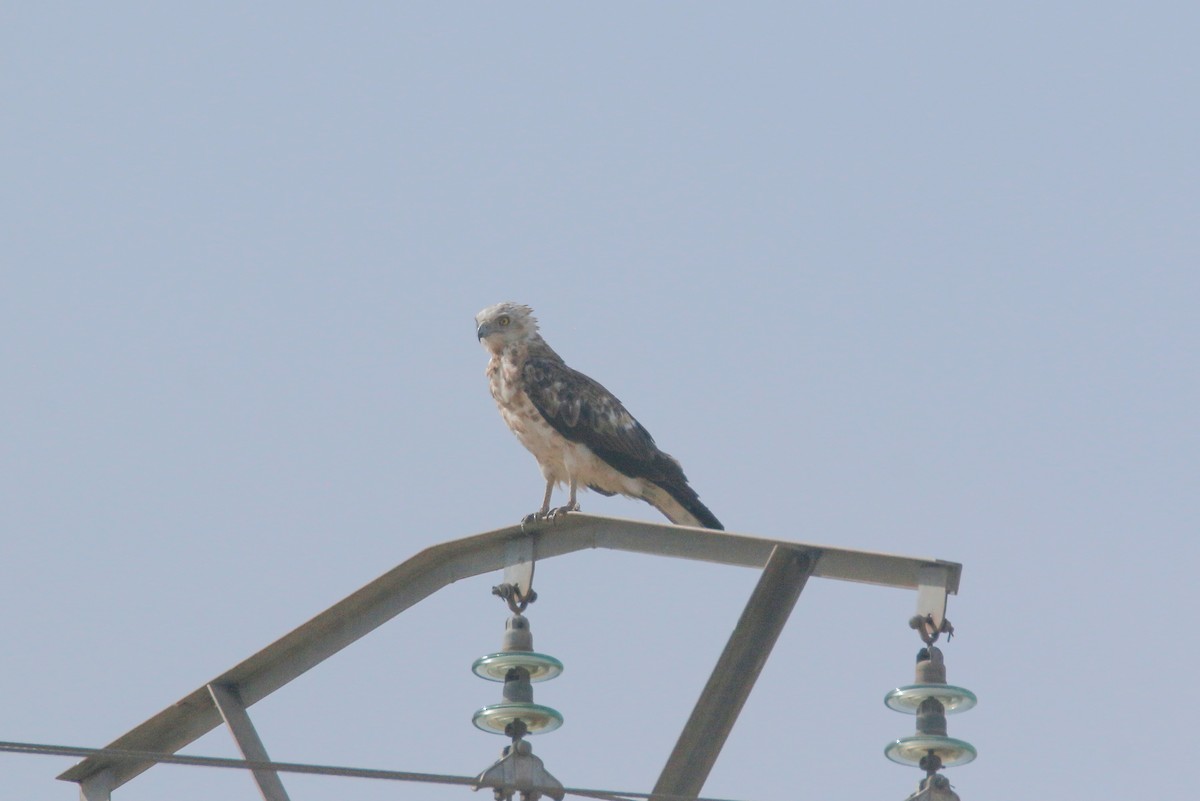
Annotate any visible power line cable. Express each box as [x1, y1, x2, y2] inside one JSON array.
[[0, 740, 747, 801]]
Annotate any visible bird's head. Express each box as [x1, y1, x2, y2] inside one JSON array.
[[475, 302, 538, 352]]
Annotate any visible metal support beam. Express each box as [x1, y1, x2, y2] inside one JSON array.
[[208, 683, 292, 801], [60, 513, 959, 792], [79, 768, 114, 801], [653, 546, 815, 799]]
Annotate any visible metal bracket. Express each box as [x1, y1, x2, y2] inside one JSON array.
[[494, 536, 538, 612], [475, 739, 564, 801], [914, 565, 952, 642]]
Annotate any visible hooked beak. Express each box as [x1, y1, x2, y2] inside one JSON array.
[[476, 323, 488, 341]]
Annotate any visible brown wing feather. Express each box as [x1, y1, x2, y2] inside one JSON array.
[[521, 357, 683, 484], [521, 353, 723, 530]]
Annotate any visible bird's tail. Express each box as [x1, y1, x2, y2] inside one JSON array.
[[643, 482, 724, 531]]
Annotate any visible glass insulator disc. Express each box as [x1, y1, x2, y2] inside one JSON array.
[[472, 652, 564, 682], [885, 735, 977, 768], [884, 684, 977, 714], [472, 702, 563, 735]]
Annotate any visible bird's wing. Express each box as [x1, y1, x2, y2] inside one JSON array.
[[521, 357, 674, 481], [522, 354, 724, 531]]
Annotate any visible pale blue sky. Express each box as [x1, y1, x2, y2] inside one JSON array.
[[3, 4, 1197, 800]]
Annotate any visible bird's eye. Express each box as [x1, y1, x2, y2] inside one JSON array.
[[498, 316, 511, 326]]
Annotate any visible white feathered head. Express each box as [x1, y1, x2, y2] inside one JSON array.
[[475, 302, 539, 351]]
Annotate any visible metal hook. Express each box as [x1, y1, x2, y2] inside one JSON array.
[[493, 583, 538, 614], [910, 614, 954, 646]]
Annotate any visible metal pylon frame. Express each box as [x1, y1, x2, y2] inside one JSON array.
[[58, 513, 962, 800]]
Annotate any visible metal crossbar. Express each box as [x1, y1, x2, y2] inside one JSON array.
[[57, 513, 961, 799]]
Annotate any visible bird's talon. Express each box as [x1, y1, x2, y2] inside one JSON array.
[[546, 504, 580, 522], [521, 511, 550, 528]]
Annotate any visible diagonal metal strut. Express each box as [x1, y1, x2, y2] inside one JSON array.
[[653, 546, 815, 799], [208, 683, 292, 801]]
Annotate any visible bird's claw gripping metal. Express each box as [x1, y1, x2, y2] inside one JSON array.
[[547, 504, 578, 521], [520, 505, 577, 532]]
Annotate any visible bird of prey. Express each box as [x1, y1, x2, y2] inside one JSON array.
[[475, 302, 723, 530]]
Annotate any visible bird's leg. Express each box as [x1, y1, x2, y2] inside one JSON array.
[[522, 479, 556, 526], [549, 478, 581, 520]]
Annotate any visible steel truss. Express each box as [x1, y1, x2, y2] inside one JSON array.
[[58, 513, 961, 800]]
